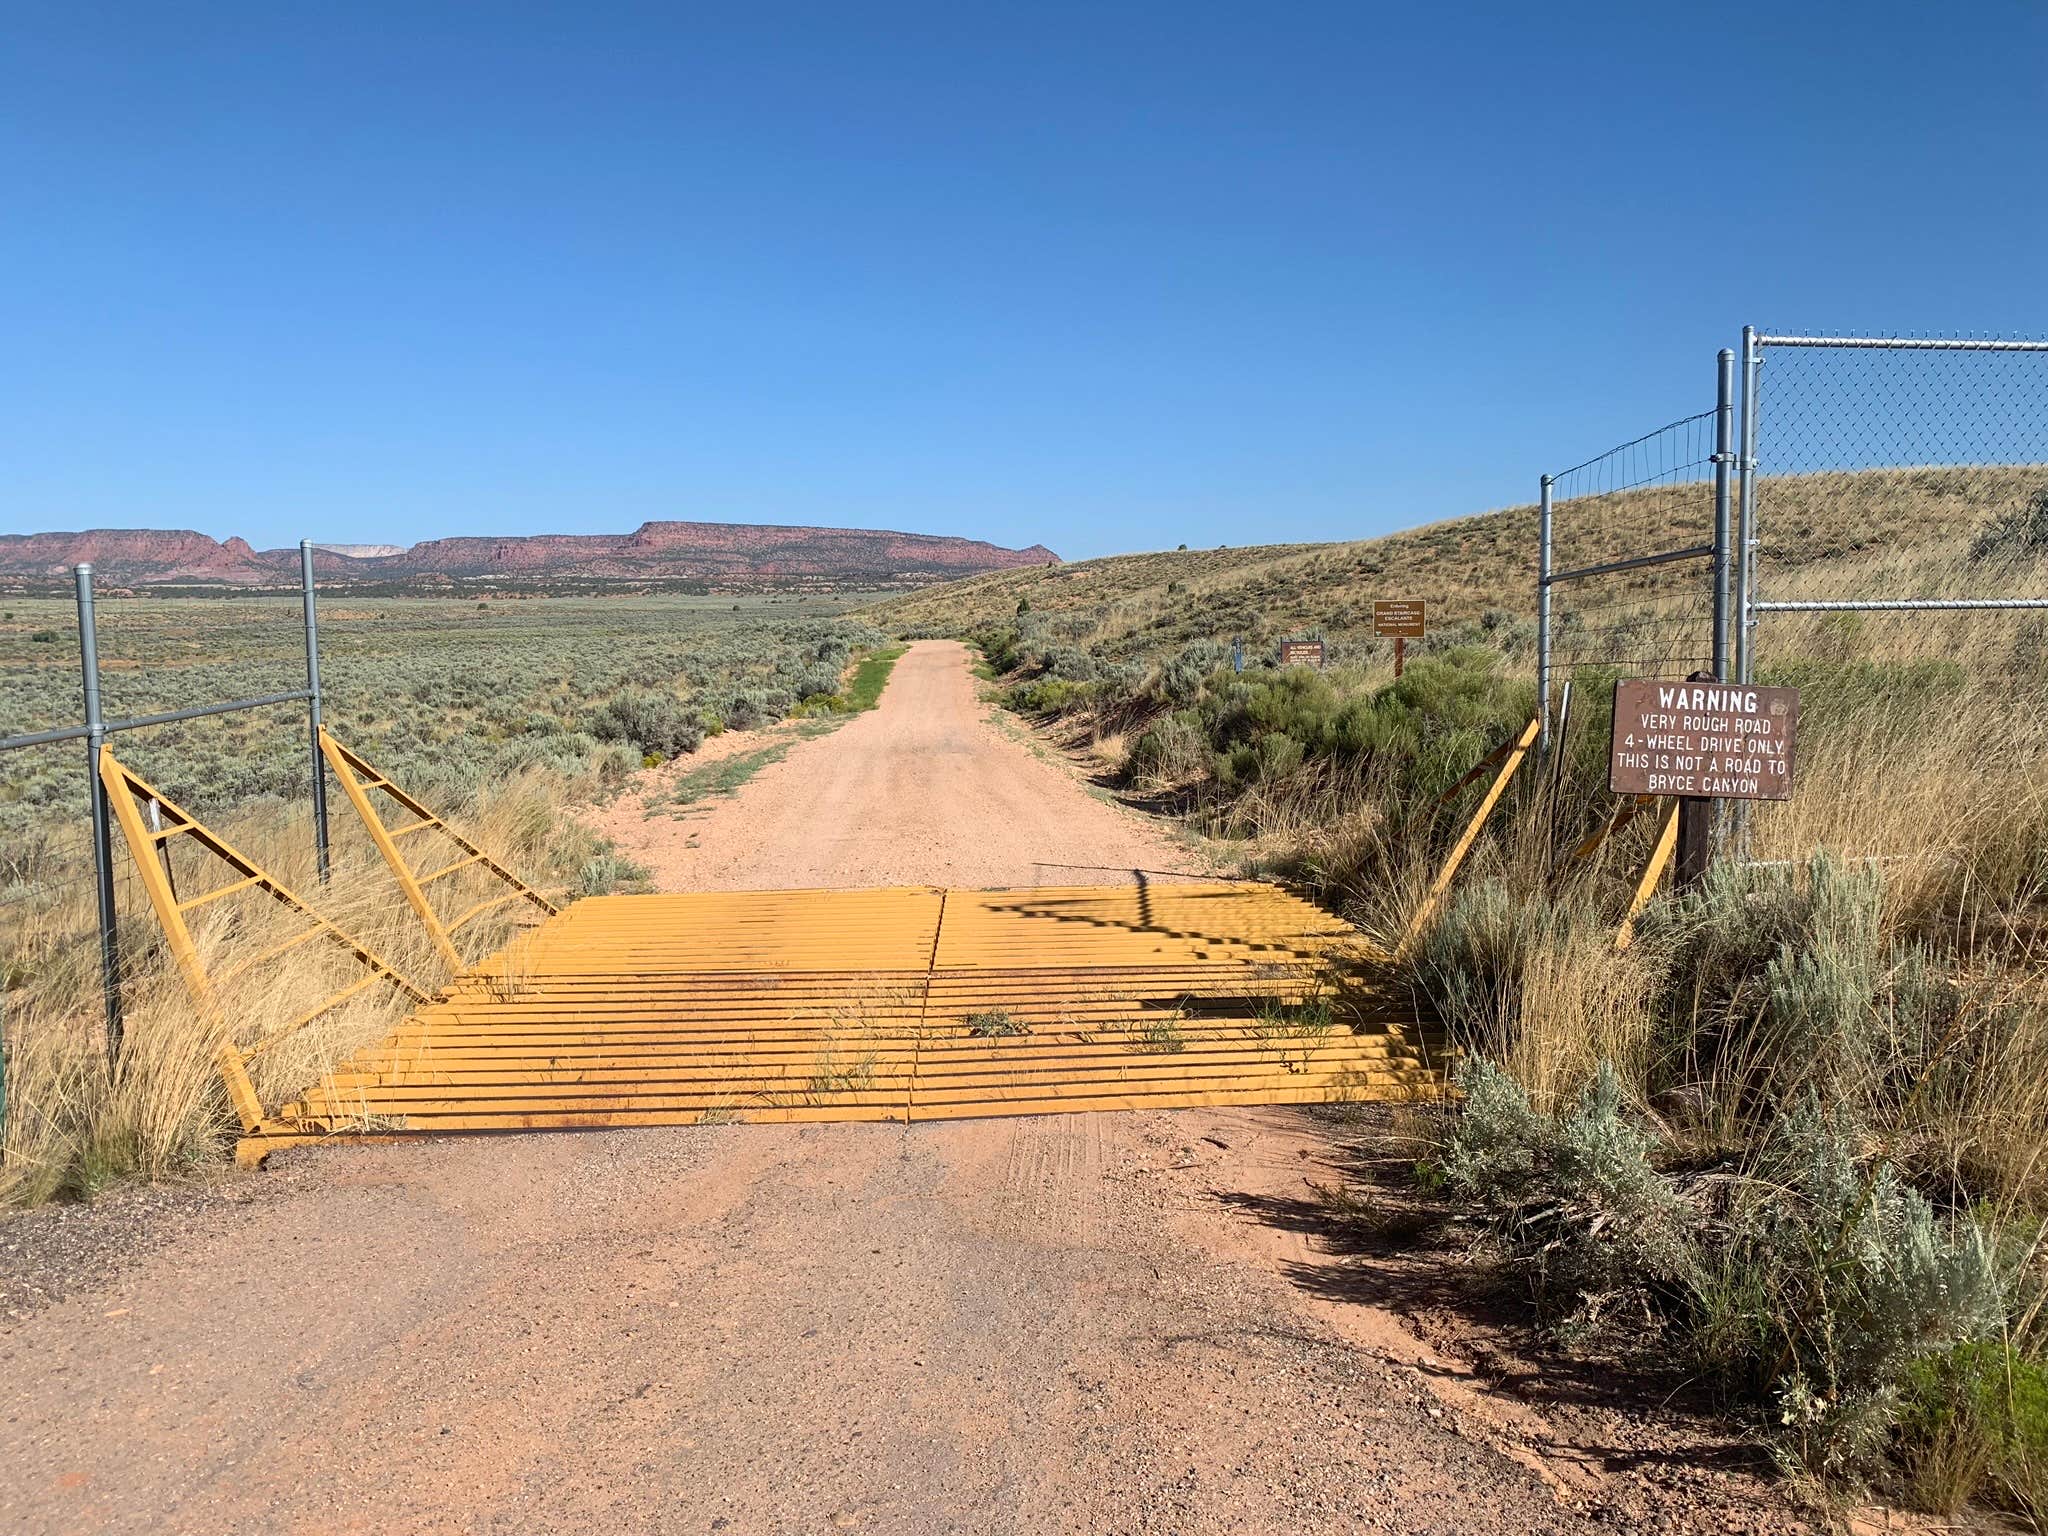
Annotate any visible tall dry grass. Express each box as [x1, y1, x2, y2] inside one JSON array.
[[0, 765, 615, 1206]]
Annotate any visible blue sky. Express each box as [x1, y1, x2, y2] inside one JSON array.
[[3, 3, 2044, 561]]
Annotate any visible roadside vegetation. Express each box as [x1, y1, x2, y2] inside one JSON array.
[[648, 646, 907, 817], [0, 594, 898, 1204], [891, 476, 2048, 1517]]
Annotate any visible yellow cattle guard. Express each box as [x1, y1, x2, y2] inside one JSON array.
[[248, 881, 1443, 1160]]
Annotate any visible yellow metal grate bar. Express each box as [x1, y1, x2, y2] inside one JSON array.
[[247, 881, 1443, 1161]]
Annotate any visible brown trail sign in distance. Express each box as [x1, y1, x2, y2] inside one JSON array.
[[1609, 679, 1799, 801], [1278, 638, 1325, 668], [1372, 601, 1426, 639], [1374, 601, 1425, 678]]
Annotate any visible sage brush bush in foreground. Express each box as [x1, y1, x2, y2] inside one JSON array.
[[1417, 854, 2048, 1509], [1447, 1059, 2005, 1482]]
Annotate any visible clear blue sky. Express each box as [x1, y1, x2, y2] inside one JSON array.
[[3, 2, 2044, 560]]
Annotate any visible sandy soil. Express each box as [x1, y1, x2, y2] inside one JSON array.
[[0, 639, 1803, 1534], [591, 640, 1208, 890]]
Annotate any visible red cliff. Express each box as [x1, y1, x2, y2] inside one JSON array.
[[0, 522, 1059, 589]]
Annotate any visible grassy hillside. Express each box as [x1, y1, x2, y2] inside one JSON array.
[[864, 465, 2048, 666]]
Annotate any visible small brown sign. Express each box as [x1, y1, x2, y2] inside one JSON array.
[[1278, 639, 1325, 668], [1373, 601, 1426, 639], [1609, 679, 1800, 800]]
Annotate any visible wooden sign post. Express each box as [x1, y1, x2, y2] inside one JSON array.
[[1373, 601, 1426, 678]]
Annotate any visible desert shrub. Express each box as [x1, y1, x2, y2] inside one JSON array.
[[1753, 1103, 2006, 1476], [1158, 645, 1215, 707], [585, 687, 704, 759], [1899, 1337, 2048, 1517], [1042, 644, 1099, 682], [791, 664, 842, 700], [1123, 708, 1209, 785], [1446, 1060, 2007, 1478], [1007, 677, 1096, 715], [1444, 1059, 1699, 1329], [1970, 486, 2048, 565], [720, 691, 768, 731], [579, 850, 651, 897], [1634, 855, 1967, 1143]]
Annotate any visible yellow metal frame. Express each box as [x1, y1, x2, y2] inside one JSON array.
[[1563, 793, 1660, 867], [1614, 797, 1681, 951], [319, 727, 558, 971], [1402, 730, 1519, 835], [1395, 715, 1541, 960], [100, 745, 430, 1133]]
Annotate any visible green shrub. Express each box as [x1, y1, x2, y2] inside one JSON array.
[[1899, 1338, 2048, 1516], [1007, 677, 1096, 715], [971, 625, 1022, 674], [585, 687, 705, 759]]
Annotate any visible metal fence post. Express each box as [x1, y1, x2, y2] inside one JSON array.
[[1711, 348, 1735, 681], [300, 539, 330, 883], [1732, 329, 1761, 859], [74, 563, 124, 1060], [1536, 473, 1554, 755], [1734, 325, 1760, 688]]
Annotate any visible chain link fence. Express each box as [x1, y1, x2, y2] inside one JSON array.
[[1735, 333, 2048, 862]]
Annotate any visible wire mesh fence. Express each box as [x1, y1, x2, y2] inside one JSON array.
[[1543, 407, 1720, 682], [1736, 332, 2048, 861], [1537, 345, 1737, 779]]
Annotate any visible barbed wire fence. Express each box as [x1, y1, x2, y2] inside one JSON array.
[[1734, 331, 2048, 858]]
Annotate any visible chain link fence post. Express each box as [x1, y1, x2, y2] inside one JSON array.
[[1735, 325, 1761, 688], [74, 563, 124, 1062]]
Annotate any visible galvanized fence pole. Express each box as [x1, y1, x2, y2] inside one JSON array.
[[300, 540, 330, 882], [1698, 347, 1738, 867], [1536, 473, 1554, 755], [1735, 325, 1760, 688], [1711, 348, 1735, 681], [1732, 328, 1761, 858], [74, 564, 124, 1060]]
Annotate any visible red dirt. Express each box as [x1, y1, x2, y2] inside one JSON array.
[[0, 639, 1805, 1533]]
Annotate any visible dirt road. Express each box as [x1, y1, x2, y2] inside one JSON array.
[[594, 639, 1204, 889], [0, 640, 1782, 1533]]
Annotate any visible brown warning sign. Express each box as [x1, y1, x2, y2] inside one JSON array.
[[1278, 639, 1326, 668], [1373, 601, 1426, 639], [1609, 679, 1799, 800]]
